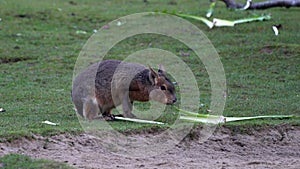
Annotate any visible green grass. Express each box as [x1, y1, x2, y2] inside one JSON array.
[[0, 0, 299, 140], [0, 154, 73, 169]]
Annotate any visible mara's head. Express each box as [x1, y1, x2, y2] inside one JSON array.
[[148, 65, 177, 105]]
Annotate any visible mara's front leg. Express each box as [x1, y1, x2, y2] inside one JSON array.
[[121, 92, 136, 118], [102, 109, 115, 121]]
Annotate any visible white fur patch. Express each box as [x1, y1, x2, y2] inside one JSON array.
[[92, 97, 98, 104]]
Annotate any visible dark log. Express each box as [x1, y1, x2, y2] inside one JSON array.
[[221, 0, 300, 9]]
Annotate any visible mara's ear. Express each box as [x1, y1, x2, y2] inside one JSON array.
[[158, 64, 166, 76], [149, 66, 159, 85]]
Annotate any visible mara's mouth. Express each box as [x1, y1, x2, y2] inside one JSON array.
[[166, 101, 176, 105], [166, 98, 177, 105]]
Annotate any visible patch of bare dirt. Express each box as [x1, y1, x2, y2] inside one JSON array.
[[1, 125, 300, 169]]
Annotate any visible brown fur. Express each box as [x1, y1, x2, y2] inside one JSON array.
[[72, 60, 176, 120]]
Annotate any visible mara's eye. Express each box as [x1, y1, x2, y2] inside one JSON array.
[[160, 86, 166, 90]]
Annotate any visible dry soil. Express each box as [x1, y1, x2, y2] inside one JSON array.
[[0, 125, 299, 169]]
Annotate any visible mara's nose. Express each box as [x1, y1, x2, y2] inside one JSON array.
[[173, 98, 177, 103]]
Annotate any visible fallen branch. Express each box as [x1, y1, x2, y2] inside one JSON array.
[[220, 0, 300, 9]]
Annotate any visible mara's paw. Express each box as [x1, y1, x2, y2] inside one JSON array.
[[102, 114, 115, 121]]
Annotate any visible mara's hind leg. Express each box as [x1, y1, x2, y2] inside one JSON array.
[[82, 97, 101, 121]]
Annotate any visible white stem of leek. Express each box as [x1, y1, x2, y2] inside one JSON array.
[[114, 117, 164, 125]]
